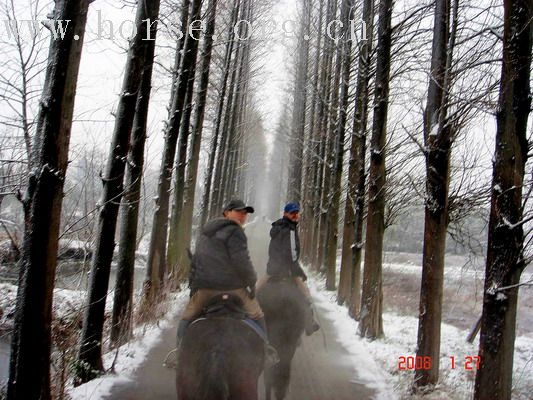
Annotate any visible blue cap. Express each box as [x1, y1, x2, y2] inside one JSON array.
[[284, 202, 300, 213]]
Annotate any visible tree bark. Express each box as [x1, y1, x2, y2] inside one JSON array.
[[301, 0, 325, 267], [222, 3, 250, 201], [315, 0, 338, 272], [175, 0, 219, 281], [210, 3, 246, 216], [474, 1, 532, 398], [7, 1, 90, 398], [143, 0, 203, 299], [358, 0, 393, 340], [110, 16, 159, 348], [287, 0, 311, 203], [324, 0, 354, 292], [199, 0, 240, 227], [338, 0, 374, 317], [77, 0, 161, 382], [306, 0, 326, 271], [414, 0, 453, 389], [166, 69, 197, 278]]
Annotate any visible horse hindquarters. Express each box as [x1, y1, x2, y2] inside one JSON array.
[[176, 319, 263, 400], [258, 282, 306, 400]]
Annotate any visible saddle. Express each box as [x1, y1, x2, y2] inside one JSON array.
[[191, 293, 268, 342], [202, 293, 247, 319]]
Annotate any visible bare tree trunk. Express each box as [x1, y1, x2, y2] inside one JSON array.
[[210, 5, 246, 216], [157, 0, 190, 276], [287, 0, 311, 202], [315, 0, 338, 272], [474, 1, 532, 398], [358, 0, 393, 340], [175, 0, 219, 281], [414, 0, 453, 389], [199, 0, 240, 227], [168, 0, 191, 108], [7, 1, 90, 398], [223, 4, 250, 202], [77, 0, 161, 382], [302, 0, 325, 268], [339, 0, 374, 316], [143, 0, 202, 300], [166, 67, 197, 278], [110, 16, 160, 348], [324, 0, 354, 292]]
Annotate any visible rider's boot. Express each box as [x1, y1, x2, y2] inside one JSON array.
[[257, 317, 280, 367], [176, 319, 191, 347]]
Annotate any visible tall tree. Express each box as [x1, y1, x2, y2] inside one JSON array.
[[301, 0, 325, 266], [174, 0, 219, 281], [143, 0, 203, 299], [209, 2, 247, 216], [286, 0, 311, 202], [474, 0, 532, 398], [314, 0, 338, 272], [199, 0, 241, 227], [7, 1, 91, 398], [338, 0, 374, 317], [414, 0, 454, 389], [166, 63, 197, 278], [77, 0, 161, 382], [323, 0, 354, 291], [221, 0, 253, 202], [358, 0, 393, 339], [110, 14, 160, 348]]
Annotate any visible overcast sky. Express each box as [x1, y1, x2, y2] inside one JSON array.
[[70, 0, 296, 162]]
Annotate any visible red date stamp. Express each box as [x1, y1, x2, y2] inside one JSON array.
[[398, 355, 481, 371]]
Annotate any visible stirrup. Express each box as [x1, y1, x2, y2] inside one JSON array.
[[163, 348, 178, 369]]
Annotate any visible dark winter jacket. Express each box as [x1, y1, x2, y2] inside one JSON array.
[[266, 217, 307, 281], [189, 218, 257, 291]]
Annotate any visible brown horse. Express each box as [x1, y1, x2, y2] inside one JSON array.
[[175, 295, 265, 400], [257, 280, 307, 400]]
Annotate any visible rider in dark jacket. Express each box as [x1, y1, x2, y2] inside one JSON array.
[[259, 202, 320, 335], [177, 199, 279, 366], [178, 200, 265, 340], [266, 216, 308, 280], [191, 217, 257, 292]]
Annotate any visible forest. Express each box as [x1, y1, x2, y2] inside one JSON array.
[[0, 0, 531, 399]]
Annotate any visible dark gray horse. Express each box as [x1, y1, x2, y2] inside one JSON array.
[[258, 280, 307, 400], [176, 296, 265, 400]]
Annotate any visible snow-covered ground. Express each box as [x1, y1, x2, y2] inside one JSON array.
[[67, 291, 188, 400], [308, 272, 533, 400], [1, 253, 532, 400]]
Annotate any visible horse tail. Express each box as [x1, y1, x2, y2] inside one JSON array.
[[194, 349, 229, 400]]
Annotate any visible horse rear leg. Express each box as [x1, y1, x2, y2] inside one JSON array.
[[273, 359, 291, 400], [265, 372, 272, 400]]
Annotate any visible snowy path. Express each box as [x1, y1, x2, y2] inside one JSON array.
[[82, 217, 385, 400], [88, 300, 381, 400]]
